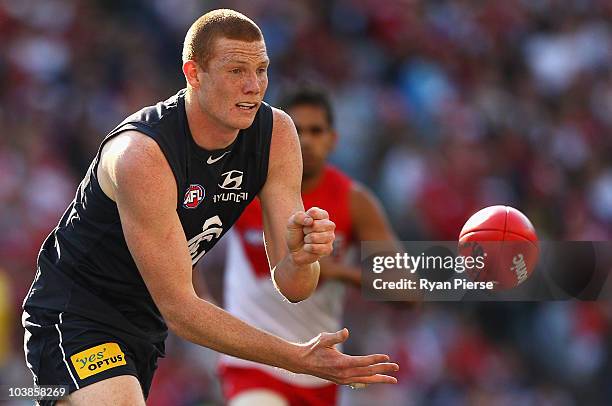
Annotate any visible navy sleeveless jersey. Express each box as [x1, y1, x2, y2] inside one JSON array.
[[23, 89, 273, 344]]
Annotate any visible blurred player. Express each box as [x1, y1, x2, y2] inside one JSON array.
[[218, 87, 399, 406], [21, 10, 398, 406]]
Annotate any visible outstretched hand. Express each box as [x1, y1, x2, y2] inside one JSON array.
[[295, 328, 399, 387]]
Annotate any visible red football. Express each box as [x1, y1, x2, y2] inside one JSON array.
[[458, 205, 539, 290]]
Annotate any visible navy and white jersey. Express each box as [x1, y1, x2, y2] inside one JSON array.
[[23, 89, 273, 344]]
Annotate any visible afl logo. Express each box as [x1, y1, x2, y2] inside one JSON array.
[[183, 184, 205, 209]]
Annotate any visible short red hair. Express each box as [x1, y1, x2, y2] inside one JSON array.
[[182, 9, 263, 68]]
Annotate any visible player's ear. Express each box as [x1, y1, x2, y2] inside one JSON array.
[[183, 60, 201, 88]]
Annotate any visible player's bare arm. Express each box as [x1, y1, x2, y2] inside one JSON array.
[[350, 182, 398, 243], [259, 108, 336, 302], [97, 130, 397, 385]]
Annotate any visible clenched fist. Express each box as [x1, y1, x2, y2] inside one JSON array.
[[286, 207, 335, 266]]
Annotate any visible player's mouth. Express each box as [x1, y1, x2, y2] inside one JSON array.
[[236, 102, 258, 111]]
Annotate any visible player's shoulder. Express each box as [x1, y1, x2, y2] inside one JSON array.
[[101, 131, 172, 186], [348, 178, 385, 220], [270, 105, 296, 135], [326, 166, 378, 213], [104, 131, 165, 165], [266, 106, 300, 167], [98, 130, 176, 202]]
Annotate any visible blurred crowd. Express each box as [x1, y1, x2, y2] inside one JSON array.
[[1, 0, 611, 404]]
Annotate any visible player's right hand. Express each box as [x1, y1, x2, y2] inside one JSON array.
[[286, 207, 335, 266], [295, 328, 399, 386]]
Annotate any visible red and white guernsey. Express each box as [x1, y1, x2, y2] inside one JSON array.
[[220, 165, 354, 387]]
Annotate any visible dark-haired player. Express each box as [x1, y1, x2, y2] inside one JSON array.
[[22, 9, 398, 406], [218, 87, 399, 406]]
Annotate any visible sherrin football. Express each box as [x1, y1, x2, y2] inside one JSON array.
[[458, 205, 539, 290]]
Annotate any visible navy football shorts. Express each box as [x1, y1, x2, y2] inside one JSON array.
[[22, 306, 164, 406]]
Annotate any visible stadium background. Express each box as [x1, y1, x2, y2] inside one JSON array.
[[0, 0, 611, 404]]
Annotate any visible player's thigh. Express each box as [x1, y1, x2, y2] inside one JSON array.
[[56, 375, 144, 406], [229, 389, 289, 406]]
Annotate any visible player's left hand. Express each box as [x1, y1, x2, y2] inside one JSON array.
[[294, 328, 399, 386], [286, 207, 335, 266]]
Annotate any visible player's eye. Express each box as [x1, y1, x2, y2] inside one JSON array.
[[257, 67, 267, 75], [230, 68, 242, 74], [310, 126, 325, 135], [296, 126, 326, 136]]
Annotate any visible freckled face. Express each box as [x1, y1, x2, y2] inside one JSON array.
[[195, 38, 269, 131]]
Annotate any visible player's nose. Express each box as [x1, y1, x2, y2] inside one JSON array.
[[299, 132, 313, 146], [242, 72, 260, 94]]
